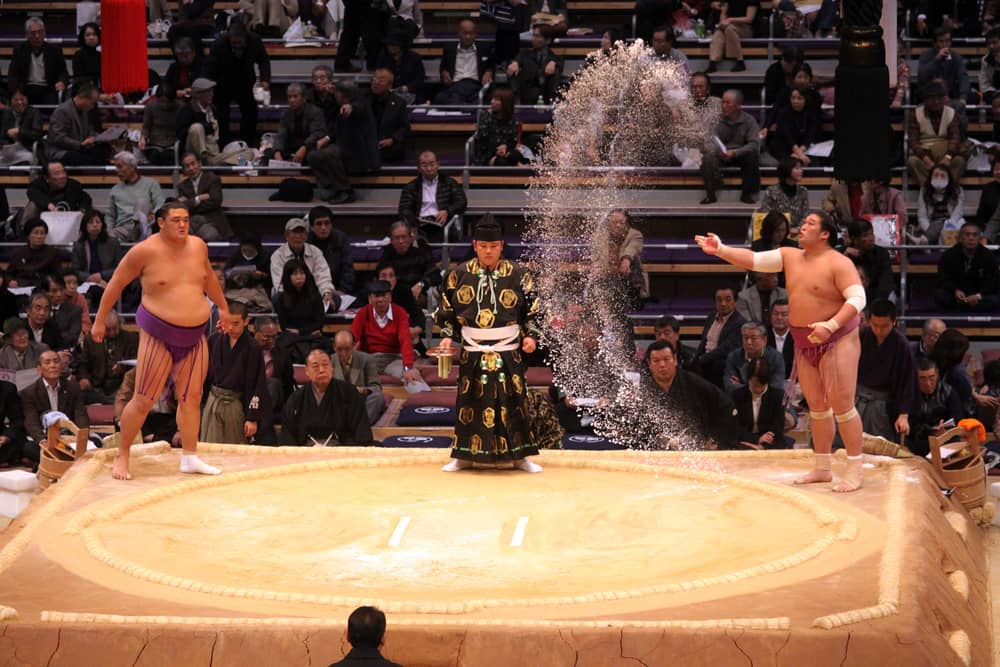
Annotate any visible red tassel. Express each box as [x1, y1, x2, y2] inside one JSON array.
[[101, 0, 149, 94]]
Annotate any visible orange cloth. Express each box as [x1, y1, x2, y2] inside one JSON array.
[[958, 418, 986, 443]]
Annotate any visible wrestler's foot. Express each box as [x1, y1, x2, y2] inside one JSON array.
[[793, 468, 832, 485], [442, 458, 473, 472], [112, 453, 132, 481], [833, 456, 864, 493], [514, 458, 543, 473], [180, 454, 221, 475]]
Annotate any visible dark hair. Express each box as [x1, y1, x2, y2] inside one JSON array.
[[74, 80, 98, 99], [780, 45, 805, 64], [934, 26, 952, 40], [308, 205, 333, 225], [791, 62, 813, 82], [691, 71, 711, 87], [534, 24, 555, 41], [227, 300, 249, 318], [760, 211, 789, 247], [772, 297, 789, 308], [921, 162, 960, 210], [960, 219, 982, 234], [23, 218, 48, 238], [45, 273, 65, 290], [917, 356, 939, 372], [652, 25, 674, 43], [644, 338, 676, 363], [653, 315, 680, 333], [609, 208, 631, 226], [868, 298, 896, 319], [347, 606, 386, 649], [747, 356, 772, 385], [988, 27, 1000, 41], [491, 86, 516, 122], [930, 329, 969, 372], [714, 285, 737, 299], [228, 19, 249, 39], [983, 359, 1000, 387], [602, 29, 621, 45], [846, 218, 873, 240], [155, 200, 190, 221], [375, 262, 395, 277], [777, 157, 802, 183], [279, 259, 322, 308], [807, 209, 838, 246], [77, 21, 100, 48], [78, 209, 108, 243], [237, 229, 262, 249]]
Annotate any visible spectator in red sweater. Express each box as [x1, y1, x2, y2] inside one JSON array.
[[351, 280, 429, 390]]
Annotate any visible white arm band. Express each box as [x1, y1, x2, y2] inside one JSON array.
[[752, 249, 783, 273], [843, 284, 866, 314]]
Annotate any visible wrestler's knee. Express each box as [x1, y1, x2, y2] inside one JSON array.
[[127, 392, 157, 414]]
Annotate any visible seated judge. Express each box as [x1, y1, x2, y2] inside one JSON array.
[[20, 349, 90, 468], [733, 357, 788, 449], [279, 348, 375, 446]]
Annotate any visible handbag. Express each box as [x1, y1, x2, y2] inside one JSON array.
[[480, 0, 518, 25]]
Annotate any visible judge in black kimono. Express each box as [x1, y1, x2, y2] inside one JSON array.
[[200, 302, 269, 444], [435, 215, 544, 472], [279, 348, 375, 446]]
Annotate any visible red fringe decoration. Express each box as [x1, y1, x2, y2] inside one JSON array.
[[101, 0, 150, 94]]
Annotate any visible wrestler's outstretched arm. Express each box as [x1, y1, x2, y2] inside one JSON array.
[[92, 247, 145, 343], [694, 233, 787, 272]]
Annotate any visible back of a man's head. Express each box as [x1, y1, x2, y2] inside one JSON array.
[[347, 605, 386, 649]]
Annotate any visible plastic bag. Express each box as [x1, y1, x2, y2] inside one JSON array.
[[283, 17, 305, 42]]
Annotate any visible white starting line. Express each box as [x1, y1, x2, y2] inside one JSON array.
[[387, 516, 411, 547], [386, 515, 531, 547], [510, 516, 529, 547]]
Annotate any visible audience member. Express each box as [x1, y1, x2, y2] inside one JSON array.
[[934, 220, 1000, 312], [724, 321, 785, 394], [366, 68, 410, 164], [733, 357, 788, 449], [906, 81, 967, 187], [435, 19, 495, 105], [24, 292, 66, 352], [860, 178, 907, 227], [163, 38, 204, 102], [279, 348, 375, 446], [650, 25, 689, 72], [24, 162, 92, 222], [913, 163, 964, 245], [246, 0, 298, 37], [736, 271, 786, 323], [765, 298, 793, 379], [46, 82, 104, 166], [917, 28, 970, 112], [751, 210, 798, 251], [909, 357, 965, 457], [0, 274, 18, 328], [645, 340, 738, 449], [7, 220, 64, 288], [700, 90, 760, 205], [223, 231, 273, 312], [981, 28, 1000, 105], [977, 159, 1000, 241], [44, 274, 83, 345], [168, 0, 216, 45], [115, 366, 180, 446], [333, 0, 370, 72], [251, 316, 287, 444], [140, 84, 182, 166], [177, 152, 230, 241], [692, 285, 746, 387], [507, 25, 563, 104], [377, 221, 441, 305], [0, 378, 26, 468], [325, 81, 381, 178], [689, 71, 722, 134], [375, 33, 426, 103], [0, 320, 48, 371], [473, 87, 525, 166], [20, 350, 88, 468], [327, 606, 402, 667], [206, 21, 271, 145], [176, 78, 224, 163], [930, 328, 975, 418], [8, 18, 67, 106], [707, 0, 758, 73], [332, 330, 386, 425], [274, 258, 326, 337], [844, 218, 894, 303], [372, 0, 423, 49], [912, 317, 946, 361], [606, 208, 648, 307], [767, 87, 820, 164], [106, 152, 166, 242], [71, 210, 124, 289], [376, 264, 424, 350], [202, 302, 269, 444], [307, 206, 355, 297], [856, 299, 917, 442], [764, 46, 804, 103], [71, 23, 102, 89], [653, 315, 695, 369], [398, 150, 467, 241], [757, 157, 809, 228], [270, 218, 338, 306], [60, 271, 92, 337], [0, 89, 42, 165], [352, 280, 428, 389], [77, 311, 138, 404]]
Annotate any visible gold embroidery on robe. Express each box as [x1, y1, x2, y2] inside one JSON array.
[[499, 288, 518, 309], [458, 407, 474, 425], [475, 309, 496, 328], [496, 260, 513, 277], [446, 271, 458, 289], [483, 407, 496, 429], [470, 434, 483, 453], [460, 377, 471, 394], [512, 373, 523, 394], [501, 406, 508, 425], [456, 285, 475, 305], [496, 435, 509, 453]]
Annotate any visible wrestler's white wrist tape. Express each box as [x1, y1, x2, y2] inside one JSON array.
[[815, 319, 839, 333]]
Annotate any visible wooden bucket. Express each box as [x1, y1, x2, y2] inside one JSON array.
[[35, 417, 86, 489], [929, 425, 987, 511]]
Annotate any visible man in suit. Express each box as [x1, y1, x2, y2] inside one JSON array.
[[435, 19, 495, 105], [693, 286, 746, 387], [333, 330, 386, 424], [46, 82, 105, 166], [735, 272, 787, 325], [397, 150, 467, 242], [44, 274, 84, 346], [328, 606, 403, 667], [177, 152, 231, 241], [766, 298, 794, 379], [7, 18, 68, 106], [0, 379, 27, 468], [0, 319, 49, 371], [733, 357, 788, 449], [205, 21, 271, 145], [25, 292, 66, 352], [724, 321, 786, 395], [20, 349, 90, 468], [77, 310, 140, 405], [506, 24, 563, 104], [366, 68, 410, 165]]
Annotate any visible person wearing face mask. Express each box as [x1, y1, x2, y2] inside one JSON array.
[[859, 178, 907, 228], [914, 163, 965, 245], [223, 230, 274, 313]]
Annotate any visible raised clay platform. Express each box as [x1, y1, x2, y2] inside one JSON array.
[[0, 444, 991, 666]]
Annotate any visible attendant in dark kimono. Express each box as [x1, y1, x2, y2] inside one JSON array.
[[200, 302, 269, 444], [435, 215, 543, 472], [279, 349, 374, 446], [0, 379, 27, 468], [856, 299, 918, 442]]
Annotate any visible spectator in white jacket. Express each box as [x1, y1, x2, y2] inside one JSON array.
[[269, 217, 338, 308]]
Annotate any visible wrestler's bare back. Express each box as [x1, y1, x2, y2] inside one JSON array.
[[129, 235, 212, 327], [780, 246, 861, 328]]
